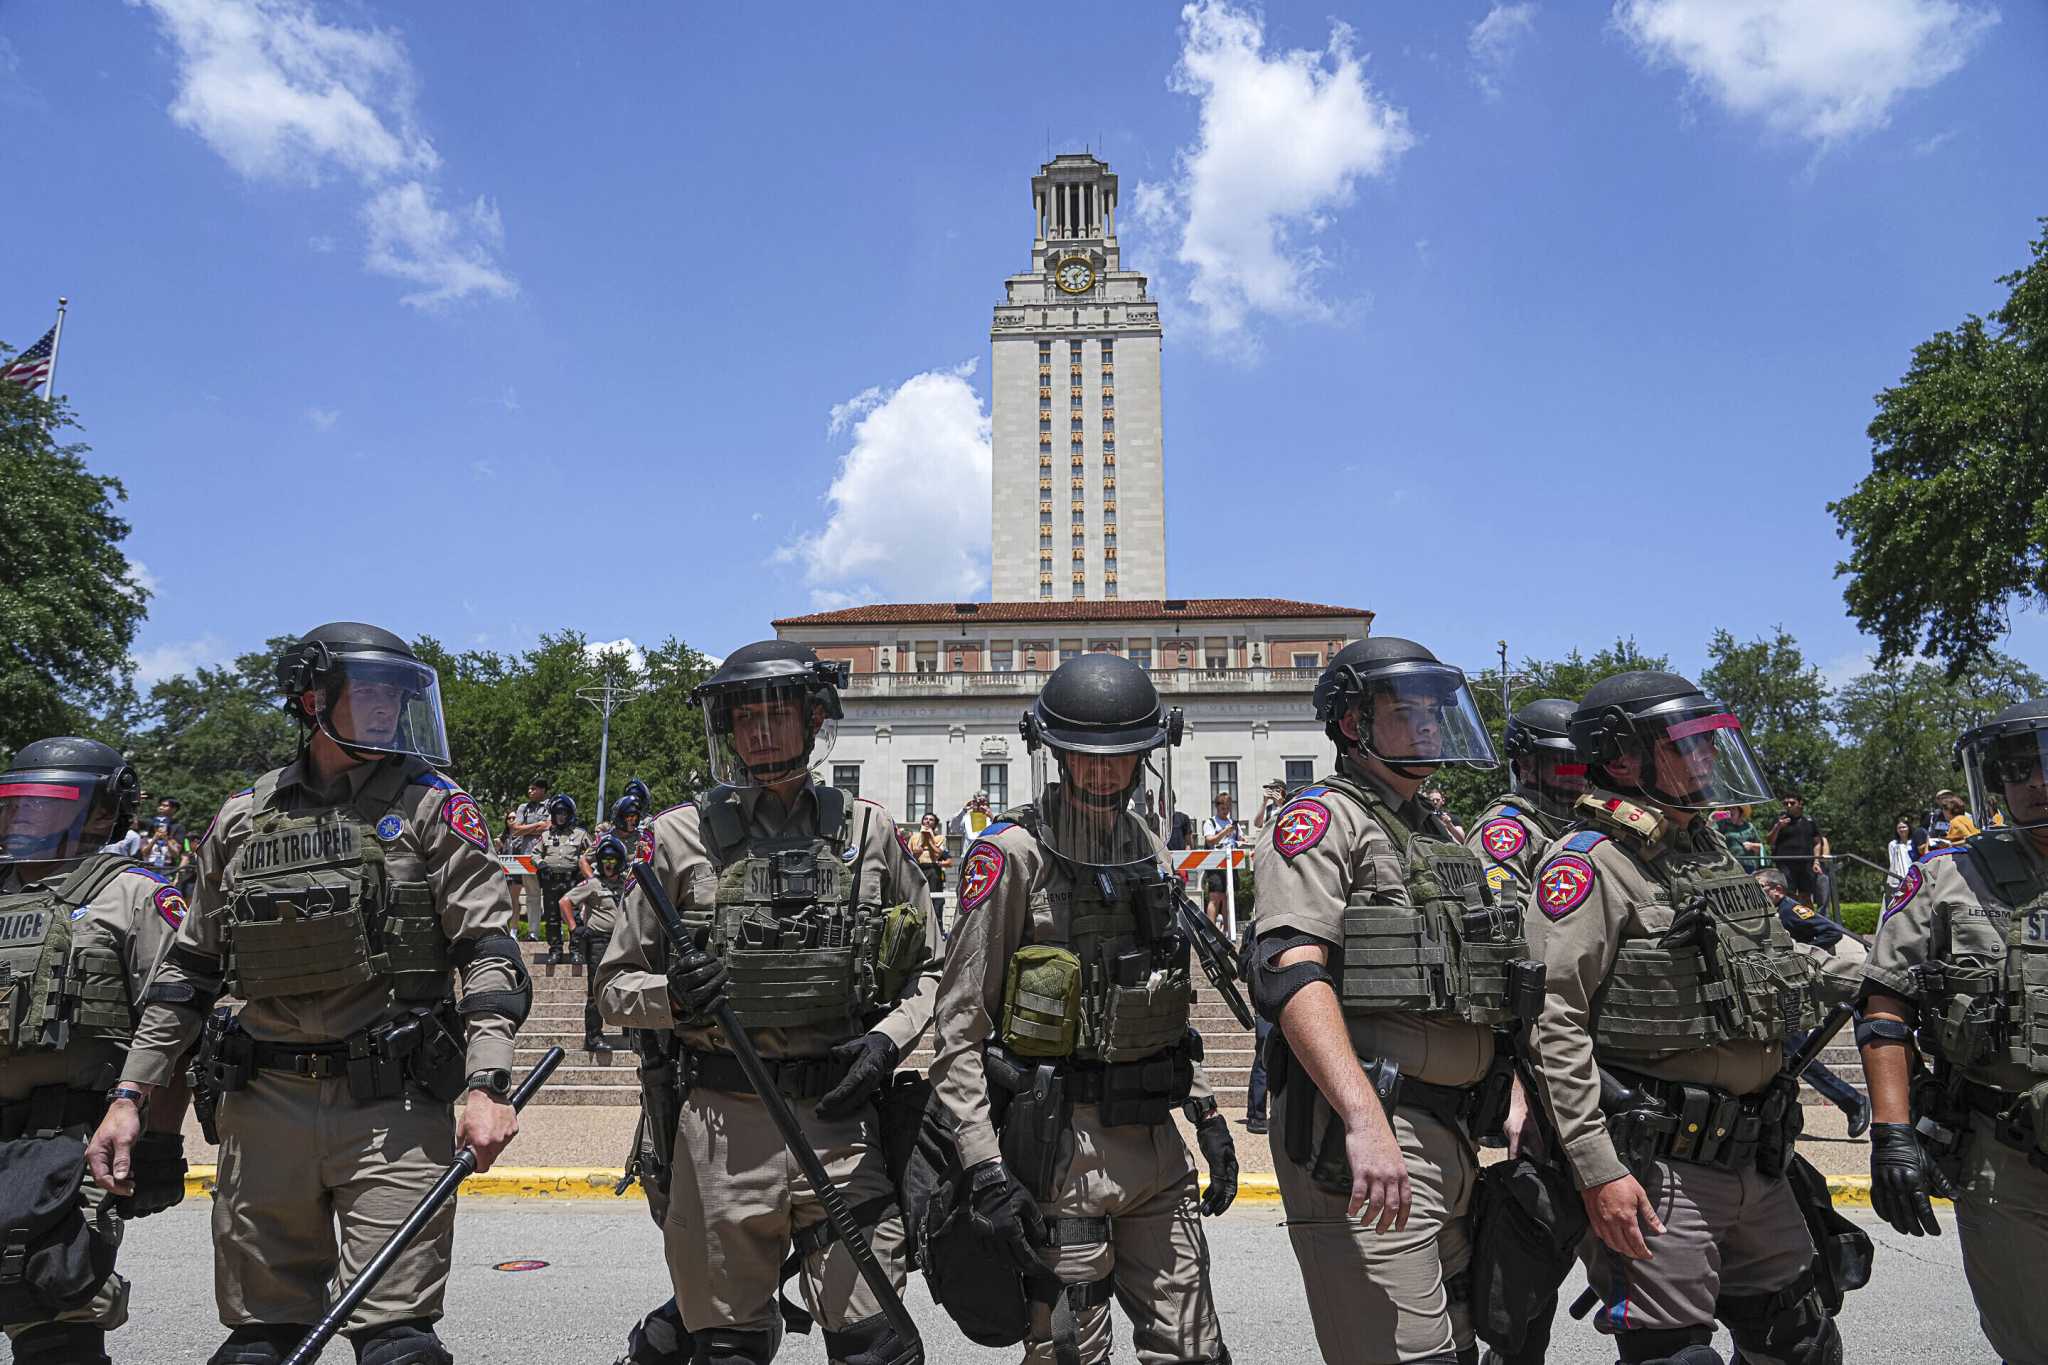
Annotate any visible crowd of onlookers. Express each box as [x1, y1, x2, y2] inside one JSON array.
[[102, 792, 195, 894]]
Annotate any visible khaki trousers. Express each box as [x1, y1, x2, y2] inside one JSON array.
[[213, 1072, 455, 1331], [663, 1083, 908, 1336], [1579, 1156, 1812, 1350], [1, 1134, 129, 1342], [1270, 1085, 1476, 1364], [1024, 1100, 1224, 1365], [1955, 1110, 2048, 1364]]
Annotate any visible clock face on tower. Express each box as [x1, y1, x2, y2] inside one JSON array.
[[1055, 258, 1096, 294]]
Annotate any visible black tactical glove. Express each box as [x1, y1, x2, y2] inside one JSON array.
[[1191, 1104, 1238, 1215], [1869, 1121, 1951, 1237], [667, 937, 730, 1019], [118, 1132, 188, 1219], [966, 1158, 1047, 1274], [815, 1032, 900, 1120]]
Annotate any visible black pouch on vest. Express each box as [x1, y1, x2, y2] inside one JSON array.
[[1785, 1152, 1871, 1314], [0, 1135, 115, 1321]]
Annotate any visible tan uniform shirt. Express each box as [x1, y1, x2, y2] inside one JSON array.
[[506, 800, 550, 855], [1524, 794, 1785, 1189], [564, 873, 626, 937], [0, 861, 184, 1101], [1863, 839, 2045, 1095], [597, 783, 940, 1060], [928, 815, 1215, 1171], [123, 755, 522, 1087], [1466, 794, 1568, 901], [536, 825, 591, 873]]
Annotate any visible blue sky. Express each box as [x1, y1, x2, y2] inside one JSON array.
[[4, 0, 2043, 691]]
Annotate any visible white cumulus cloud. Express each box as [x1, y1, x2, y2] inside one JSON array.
[[1133, 0, 1415, 353], [306, 405, 338, 429], [133, 634, 233, 687], [779, 363, 992, 608], [584, 637, 647, 675], [1470, 4, 1538, 100], [1613, 0, 1998, 148], [121, 558, 159, 603], [134, 0, 514, 306]]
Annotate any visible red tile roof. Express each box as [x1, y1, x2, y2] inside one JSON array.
[[773, 598, 1373, 627]]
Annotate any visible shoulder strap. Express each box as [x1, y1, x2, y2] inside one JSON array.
[[1968, 829, 2039, 904], [362, 759, 412, 809], [1317, 771, 1421, 857], [250, 768, 284, 814], [700, 785, 749, 868], [815, 784, 849, 841], [995, 803, 1041, 838], [56, 852, 141, 907]]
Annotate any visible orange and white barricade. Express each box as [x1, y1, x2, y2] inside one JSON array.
[[1169, 847, 1252, 938]]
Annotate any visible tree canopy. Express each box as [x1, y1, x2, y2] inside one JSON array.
[[1832, 218, 2048, 673]]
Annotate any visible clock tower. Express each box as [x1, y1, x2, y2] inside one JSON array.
[[990, 153, 1165, 602]]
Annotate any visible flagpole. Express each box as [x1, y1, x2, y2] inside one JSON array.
[[42, 297, 67, 402]]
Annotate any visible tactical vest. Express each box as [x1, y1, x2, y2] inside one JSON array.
[[994, 806, 1194, 1064], [220, 766, 451, 1003], [1587, 816, 1816, 1059], [1921, 831, 2048, 1078], [1319, 776, 1529, 1027], [0, 856, 140, 1058], [685, 785, 927, 1038]]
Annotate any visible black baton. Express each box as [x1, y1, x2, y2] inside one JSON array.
[[284, 1047, 565, 1365], [630, 861, 923, 1364]]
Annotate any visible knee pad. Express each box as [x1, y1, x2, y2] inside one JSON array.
[[12, 1321, 110, 1365], [623, 1296, 695, 1365], [697, 1327, 777, 1365], [1616, 1325, 1720, 1365], [1720, 1277, 1840, 1365], [821, 1311, 907, 1365], [349, 1319, 454, 1365], [209, 1324, 318, 1365]]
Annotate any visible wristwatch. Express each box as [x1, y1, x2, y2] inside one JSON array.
[[464, 1069, 513, 1102], [106, 1084, 149, 1118]]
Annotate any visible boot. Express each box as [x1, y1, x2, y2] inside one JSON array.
[[586, 1034, 615, 1055]]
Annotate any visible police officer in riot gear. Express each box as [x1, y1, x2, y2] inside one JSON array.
[[1469, 698, 1586, 900], [0, 738, 191, 1365], [928, 651, 1235, 1364], [87, 622, 530, 1365], [535, 794, 589, 966], [587, 794, 652, 880], [1522, 672, 1831, 1365], [1248, 637, 1531, 1364], [596, 640, 939, 1365], [563, 835, 630, 1054], [1860, 697, 2048, 1358]]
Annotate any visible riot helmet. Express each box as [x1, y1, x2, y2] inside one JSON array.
[[611, 794, 643, 831], [1021, 652, 1170, 868], [276, 622, 449, 766], [1957, 698, 2048, 832], [1313, 638, 1496, 775], [548, 794, 578, 829], [1504, 697, 1586, 819], [623, 777, 651, 814], [0, 737, 140, 865], [692, 641, 846, 789], [1568, 671, 1771, 812], [592, 834, 630, 879]]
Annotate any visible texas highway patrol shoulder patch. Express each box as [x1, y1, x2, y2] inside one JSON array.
[[1479, 817, 1527, 862], [441, 791, 490, 852], [1536, 854, 1597, 919], [153, 884, 188, 930], [957, 842, 1005, 914], [1273, 799, 1332, 858], [1882, 863, 1923, 922]]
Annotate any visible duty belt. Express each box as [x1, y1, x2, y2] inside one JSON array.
[[0, 1085, 107, 1140], [1602, 1068, 1792, 1172], [1958, 1079, 2048, 1164], [680, 1046, 852, 1101], [247, 1038, 353, 1078]]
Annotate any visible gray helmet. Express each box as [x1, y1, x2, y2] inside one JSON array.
[[1023, 653, 1171, 868], [1022, 652, 1168, 756], [1568, 671, 1771, 811], [276, 621, 449, 766], [1313, 637, 1496, 771], [1, 736, 140, 864], [1957, 697, 2048, 831], [692, 641, 847, 788], [1504, 697, 1585, 818]]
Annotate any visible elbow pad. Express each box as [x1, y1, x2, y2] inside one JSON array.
[[450, 930, 533, 1026], [1855, 1016, 1913, 1049], [1249, 927, 1336, 1025], [148, 945, 225, 1012]]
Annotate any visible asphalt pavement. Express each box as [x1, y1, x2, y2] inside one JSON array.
[[57, 1199, 1994, 1364]]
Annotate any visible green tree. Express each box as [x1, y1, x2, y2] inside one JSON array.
[[119, 640, 301, 819], [0, 365, 147, 755], [1700, 627, 1836, 803], [1831, 219, 2048, 673]]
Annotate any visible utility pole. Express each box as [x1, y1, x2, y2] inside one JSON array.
[[577, 676, 643, 823]]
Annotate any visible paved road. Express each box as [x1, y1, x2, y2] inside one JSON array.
[[71, 1200, 1987, 1364]]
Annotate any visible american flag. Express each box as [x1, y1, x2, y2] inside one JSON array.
[[1, 323, 57, 392]]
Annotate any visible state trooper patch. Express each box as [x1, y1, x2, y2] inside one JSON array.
[[1882, 864, 1923, 922], [1479, 818, 1527, 861], [1273, 800, 1331, 858], [958, 843, 1005, 913], [153, 884, 188, 929], [442, 791, 490, 852], [375, 814, 403, 842], [1537, 854, 1596, 918]]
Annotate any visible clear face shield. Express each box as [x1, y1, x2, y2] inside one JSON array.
[[1964, 729, 2048, 831], [308, 652, 450, 766], [1349, 663, 1499, 769], [1035, 744, 1170, 871], [1609, 703, 1773, 811], [1518, 747, 1589, 815], [0, 775, 115, 864], [702, 682, 837, 789]]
